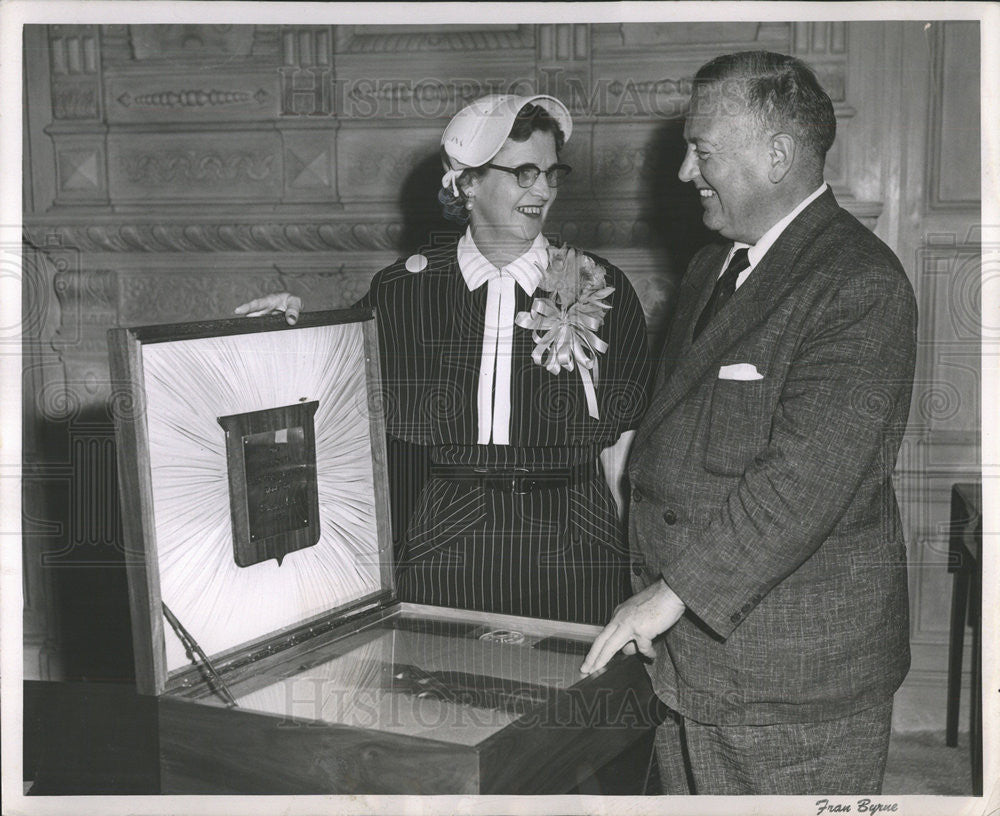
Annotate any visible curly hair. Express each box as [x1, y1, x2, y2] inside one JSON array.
[[439, 102, 567, 224]]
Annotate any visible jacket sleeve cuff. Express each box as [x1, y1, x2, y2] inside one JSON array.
[[658, 529, 767, 640]]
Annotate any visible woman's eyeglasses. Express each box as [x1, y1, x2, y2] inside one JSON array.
[[485, 162, 572, 188]]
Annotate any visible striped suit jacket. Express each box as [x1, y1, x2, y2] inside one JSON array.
[[628, 189, 917, 725]]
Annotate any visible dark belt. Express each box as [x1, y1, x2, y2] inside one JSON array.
[[429, 462, 597, 495]]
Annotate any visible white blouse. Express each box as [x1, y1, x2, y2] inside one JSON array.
[[456, 229, 548, 445]]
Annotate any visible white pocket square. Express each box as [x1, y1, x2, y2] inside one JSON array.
[[718, 363, 763, 381]]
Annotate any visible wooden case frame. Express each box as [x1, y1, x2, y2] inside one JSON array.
[[108, 309, 659, 795]]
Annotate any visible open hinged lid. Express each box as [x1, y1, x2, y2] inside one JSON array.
[[108, 309, 394, 697]]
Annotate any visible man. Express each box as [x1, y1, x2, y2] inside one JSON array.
[[580, 51, 917, 795]]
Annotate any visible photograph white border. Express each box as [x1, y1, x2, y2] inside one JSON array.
[[2, 3, 997, 815]]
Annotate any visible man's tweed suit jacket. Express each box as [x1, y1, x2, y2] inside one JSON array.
[[629, 189, 917, 726]]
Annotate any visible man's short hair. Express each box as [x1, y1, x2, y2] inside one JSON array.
[[694, 51, 837, 161]]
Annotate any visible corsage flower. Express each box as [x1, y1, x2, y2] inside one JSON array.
[[515, 245, 614, 419]]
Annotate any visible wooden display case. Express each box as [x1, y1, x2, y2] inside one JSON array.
[[108, 309, 658, 795]]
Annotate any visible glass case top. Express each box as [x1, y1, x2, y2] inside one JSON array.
[[232, 611, 593, 746]]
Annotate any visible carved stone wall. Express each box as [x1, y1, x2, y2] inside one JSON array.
[[22, 22, 981, 730], [24, 23, 880, 407]]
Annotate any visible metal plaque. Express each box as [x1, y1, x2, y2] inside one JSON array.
[[218, 401, 321, 567]]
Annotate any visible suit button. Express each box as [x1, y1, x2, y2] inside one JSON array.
[[730, 612, 741, 624], [632, 487, 643, 503], [663, 509, 677, 525], [631, 562, 644, 576]]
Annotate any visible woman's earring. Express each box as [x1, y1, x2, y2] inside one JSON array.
[[465, 197, 474, 211]]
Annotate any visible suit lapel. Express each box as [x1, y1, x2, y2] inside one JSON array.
[[636, 248, 722, 448], [646, 244, 726, 396], [638, 189, 842, 440]]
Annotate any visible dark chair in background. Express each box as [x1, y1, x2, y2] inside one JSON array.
[[945, 481, 982, 796]]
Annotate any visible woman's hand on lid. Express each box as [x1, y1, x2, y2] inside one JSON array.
[[234, 292, 301, 325]]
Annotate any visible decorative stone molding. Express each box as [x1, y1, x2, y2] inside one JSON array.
[[48, 25, 99, 75], [334, 24, 535, 54], [120, 150, 275, 185], [24, 220, 403, 254], [48, 24, 102, 121], [536, 25, 591, 108], [347, 80, 496, 108], [24, 196, 882, 257], [286, 146, 333, 190], [49, 133, 109, 205], [52, 86, 100, 120], [282, 26, 334, 67], [107, 133, 282, 201], [606, 21, 789, 49], [117, 88, 269, 108], [250, 25, 283, 59], [100, 24, 282, 68], [128, 25, 256, 60], [40, 266, 120, 420], [279, 66, 336, 117], [793, 21, 848, 55], [51, 267, 117, 356], [57, 148, 104, 191], [275, 28, 336, 118], [96, 24, 132, 65]]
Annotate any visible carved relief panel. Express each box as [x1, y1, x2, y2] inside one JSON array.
[[107, 132, 283, 204]]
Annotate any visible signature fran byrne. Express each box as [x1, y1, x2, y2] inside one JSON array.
[[815, 800, 900, 815]]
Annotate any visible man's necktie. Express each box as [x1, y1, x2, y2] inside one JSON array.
[[692, 247, 751, 341]]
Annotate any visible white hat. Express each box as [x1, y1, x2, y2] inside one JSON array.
[[440, 94, 572, 193]]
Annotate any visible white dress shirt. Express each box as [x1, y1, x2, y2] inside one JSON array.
[[457, 229, 548, 445], [722, 182, 829, 289]]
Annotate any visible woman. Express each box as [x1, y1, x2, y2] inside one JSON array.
[[237, 94, 649, 626]]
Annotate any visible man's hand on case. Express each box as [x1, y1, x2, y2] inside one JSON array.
[[579, 578, 685, 675]]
